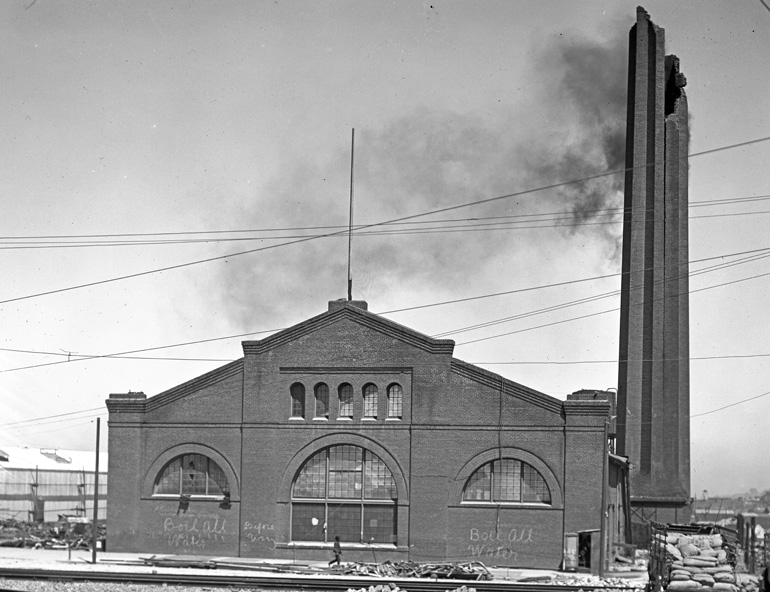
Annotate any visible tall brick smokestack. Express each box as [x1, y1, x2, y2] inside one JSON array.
[[616, 6, 691, 536]]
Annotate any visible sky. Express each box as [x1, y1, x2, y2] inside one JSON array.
[[1, 0, 769, 498]]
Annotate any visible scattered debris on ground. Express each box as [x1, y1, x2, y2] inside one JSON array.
[[341, 561, 492, 580], [0, 517, 105, 550]]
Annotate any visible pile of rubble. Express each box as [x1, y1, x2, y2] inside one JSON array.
[[346, 586, 476, 592], [342, 561, 491, 580], [0, 517, 105, 550]]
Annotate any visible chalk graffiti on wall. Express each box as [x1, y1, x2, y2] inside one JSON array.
[[467, 526, 534, 561], [243, 520, 276, 550], [145, 504, 228, 550]]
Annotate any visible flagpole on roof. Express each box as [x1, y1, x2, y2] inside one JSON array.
[[347, 128, 355, 301]]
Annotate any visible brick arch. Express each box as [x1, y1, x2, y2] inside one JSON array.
[[142, 443, 240, 499], [278, 433, 408, 503], [452, 447, 563, 509]]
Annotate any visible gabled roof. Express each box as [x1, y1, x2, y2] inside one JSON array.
[[144, 358, 244, 412], [450, 358, 563, 414], [242, 300, 455, 356]]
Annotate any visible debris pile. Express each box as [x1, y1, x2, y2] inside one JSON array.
[[552, 574, 648, 588], [0, 517, 105, 550], [346, 584, 405, 592], [342, 561, 492, 580], [346, 586, 476, 592]]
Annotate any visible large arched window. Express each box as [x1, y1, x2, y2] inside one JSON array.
[[291, 445, 396, 543], [463, 458, 551, 504], [154, 453, 230, 497]]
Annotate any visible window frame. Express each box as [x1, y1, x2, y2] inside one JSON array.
[[338, 383, 353, 419], [362, 383, 378, 419], [387, 383, 403, 419], [314, 382, 330, 418], [291, 444, 397, 544], [290, 382, 306, 419], [462, 458, 551, 505], [152, 453, 230, 499]]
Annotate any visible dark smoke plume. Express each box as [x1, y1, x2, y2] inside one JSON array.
[[209, 29, 628, 330]]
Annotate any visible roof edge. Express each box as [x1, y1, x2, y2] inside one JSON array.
[[450, 358, 562, 414], [243, 304, 455, 355]]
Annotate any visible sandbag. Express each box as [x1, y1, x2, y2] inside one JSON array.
[[713, 573, 735, 584], [679, 543, 702, 557], [685, 557, 718, 567], [710, 534, 724, 548], [671, 574, 694, 581], [703, 566, 734, 574], [692, 574, 715, 586], [668, 580, 701, 590], [711, 583, 736, 592], [668, 544, 684, 559]]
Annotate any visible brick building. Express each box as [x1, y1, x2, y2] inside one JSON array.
[[107, 300, 613, 568]]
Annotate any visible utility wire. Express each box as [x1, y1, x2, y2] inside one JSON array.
[[0, 406, 105, 427], [3, 246, 770, 374], [1, 194, 768, 245], [438, 250, 770, 338], [2, 199, 770, 249], [455, 266, 770, 346], [2, 135, 769, 306]]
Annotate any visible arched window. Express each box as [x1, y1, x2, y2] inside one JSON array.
[[338, 383, 353, 418], [291, 445, 396, 543], [363, 383, 378, 418], [387, 384, 403, 419], [315, 383, 329, 418], [291, 383, 305, 418], [463, 458, 551, 504], [154, 453, 229, 496]]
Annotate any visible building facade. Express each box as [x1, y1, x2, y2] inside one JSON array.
[[107, 300, 612, 567]]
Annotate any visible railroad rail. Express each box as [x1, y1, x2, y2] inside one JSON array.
[[0, 566, 647, 592]]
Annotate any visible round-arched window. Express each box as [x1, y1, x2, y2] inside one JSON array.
[[291, 445, 396, 543], [463, 458, 550, 504], [154, 453, 230, 497]]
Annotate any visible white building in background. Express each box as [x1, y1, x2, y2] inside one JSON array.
[[0, 446, 107, 523]]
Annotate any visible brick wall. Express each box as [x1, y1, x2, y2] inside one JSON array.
[[106, 301, 610, 567]]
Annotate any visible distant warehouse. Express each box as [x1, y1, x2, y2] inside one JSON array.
[[0, 446, 107, 523]]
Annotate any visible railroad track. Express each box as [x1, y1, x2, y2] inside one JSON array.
[[0, 566, 647, 592]]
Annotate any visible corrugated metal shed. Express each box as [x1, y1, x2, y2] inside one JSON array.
[[0, 446, 108, 522]]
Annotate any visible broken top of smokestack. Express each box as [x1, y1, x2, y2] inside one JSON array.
[[617, 7, 691, 525]]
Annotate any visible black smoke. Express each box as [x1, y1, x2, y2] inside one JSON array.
[[209, 29, 628, 330]]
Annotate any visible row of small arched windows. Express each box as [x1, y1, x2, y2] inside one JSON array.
[[290, 382, 403, 420]]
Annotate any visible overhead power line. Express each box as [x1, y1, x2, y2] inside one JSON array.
[[2, 194, 770, 250], [2, 135, 769, 306], [3, 245, 770, 375]]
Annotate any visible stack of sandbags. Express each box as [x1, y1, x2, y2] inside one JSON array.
[[664, 533, 736, 591], [734, 573, 760, 592]]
